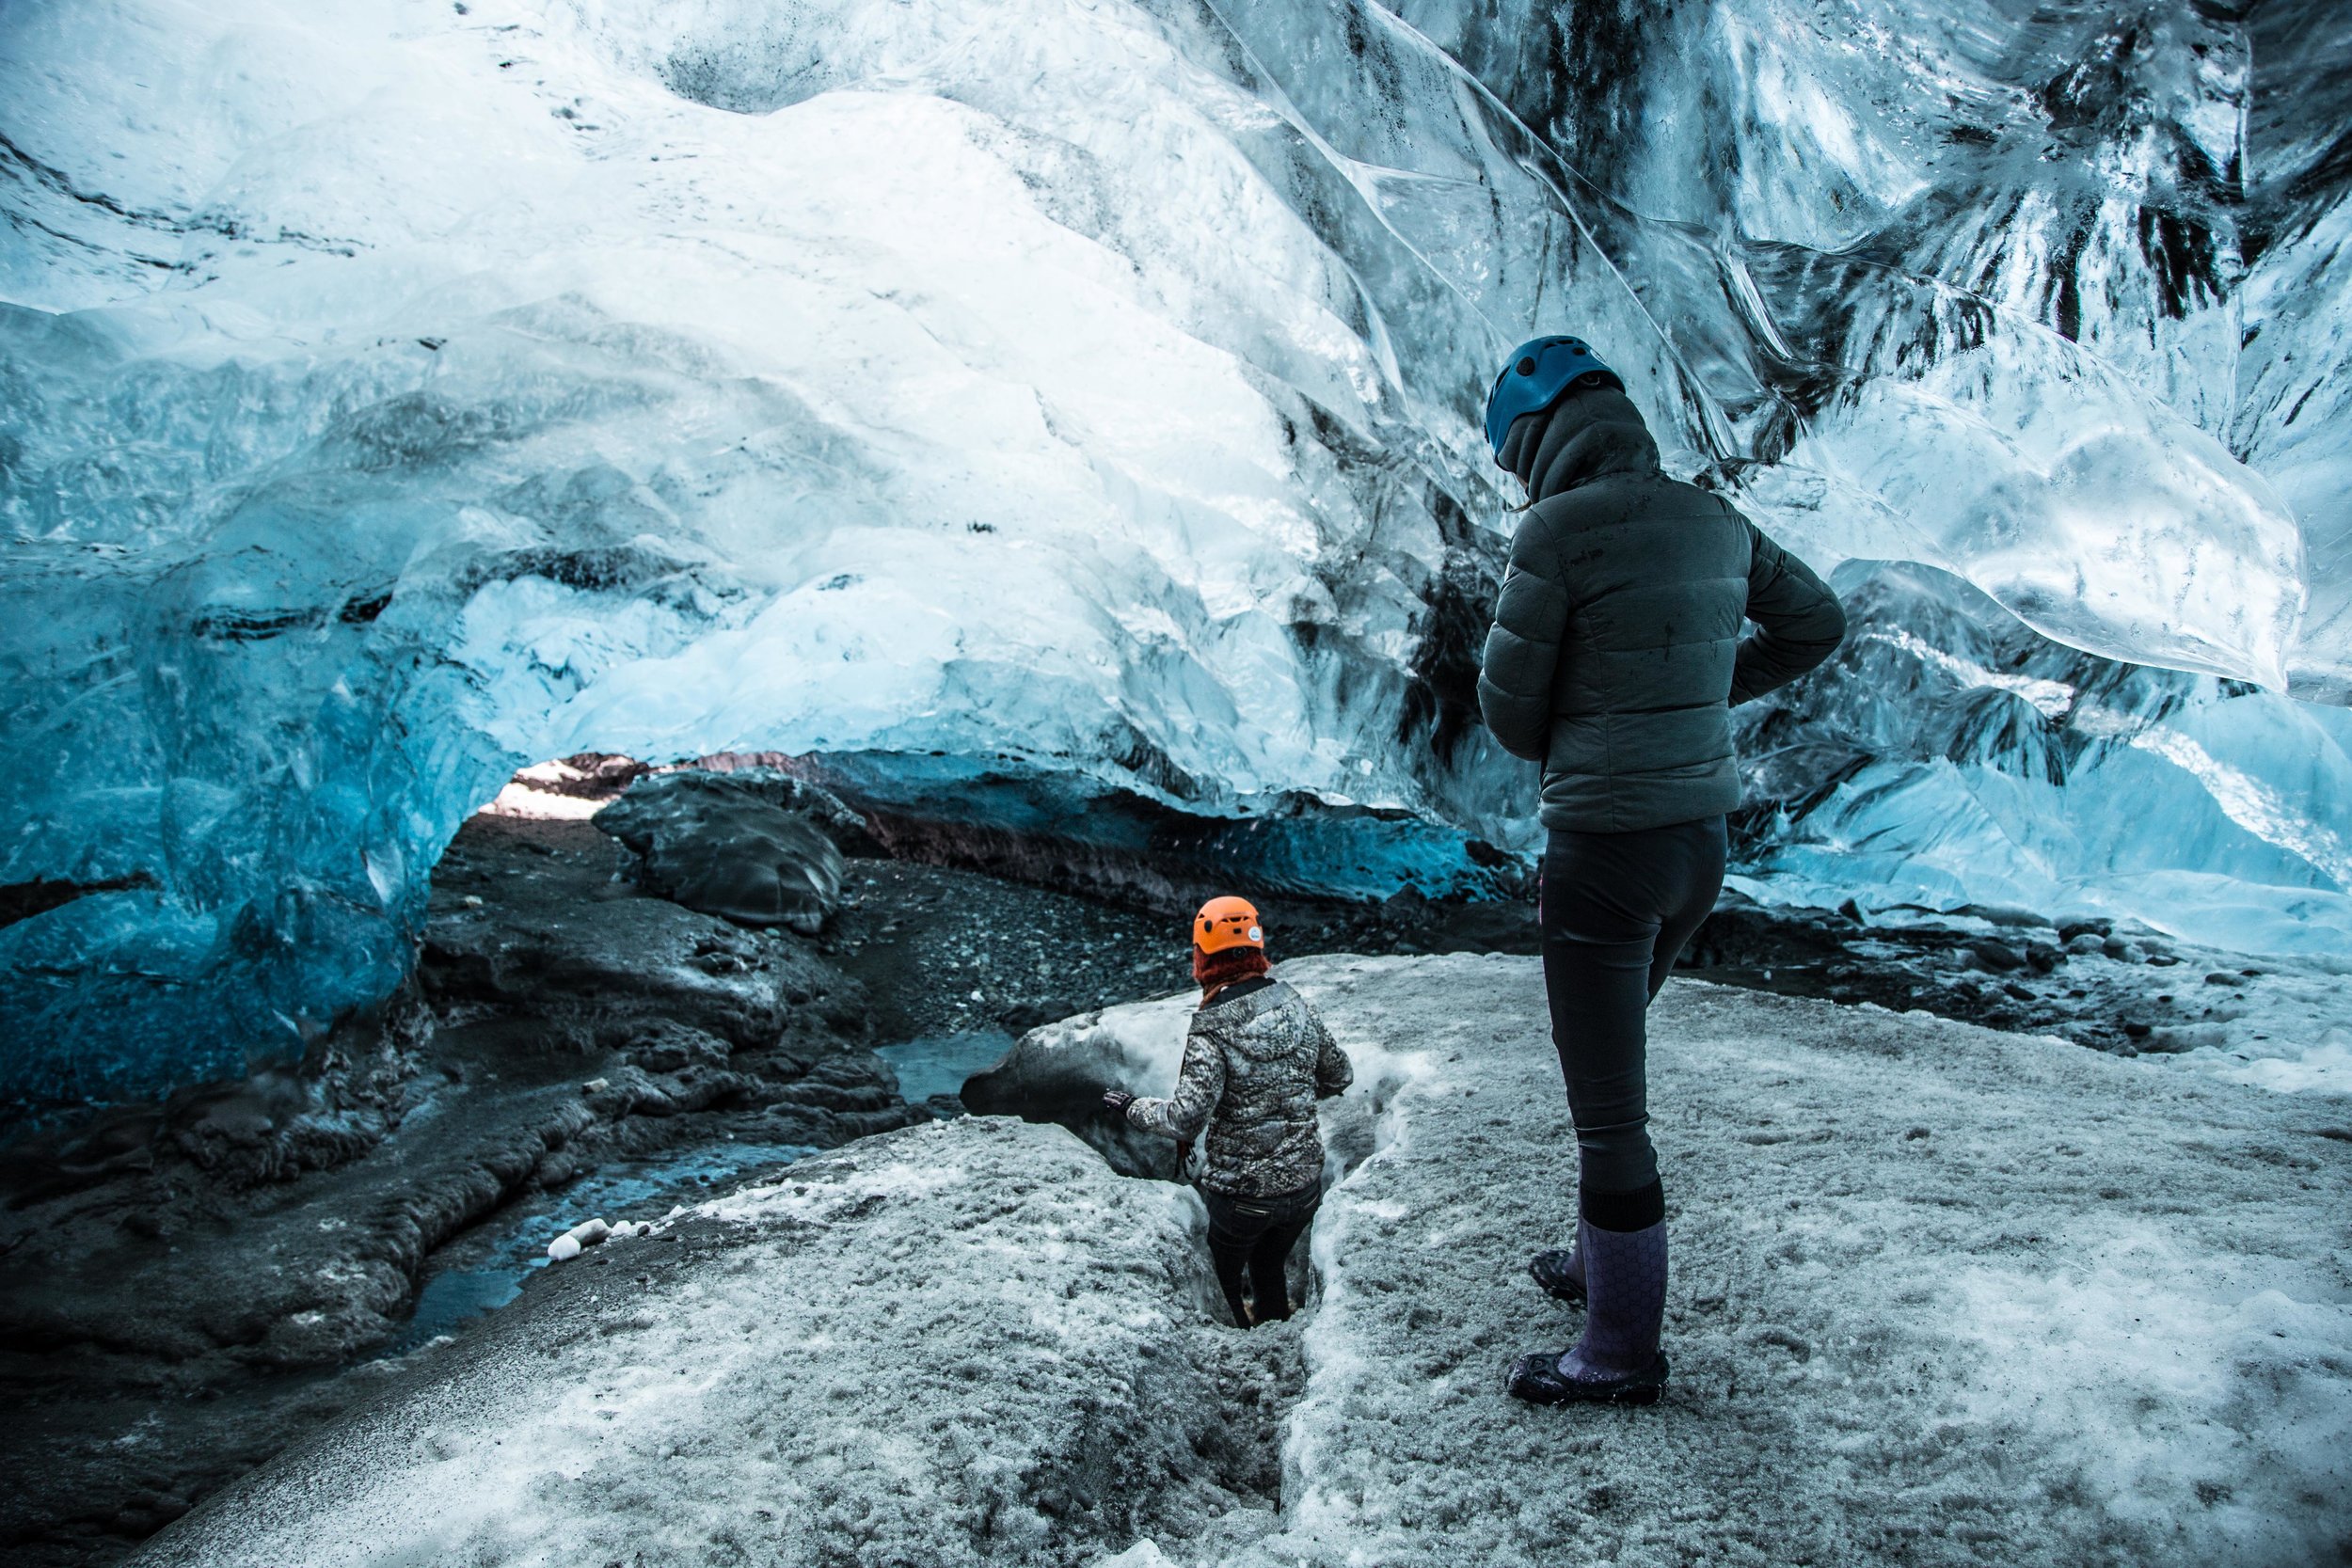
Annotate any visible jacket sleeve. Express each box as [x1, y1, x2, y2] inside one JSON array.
[[1125, 1020, 1224, 1142], [1476, 509, 1570, 760], [1730, 518, 1846, 705], [1310, 1008, 1353, 1101]]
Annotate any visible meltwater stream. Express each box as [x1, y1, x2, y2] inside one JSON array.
[[384, 1137, 822, 1357], [385, 1032, 1019, 1354], [874, 1030, 1021, 1106]]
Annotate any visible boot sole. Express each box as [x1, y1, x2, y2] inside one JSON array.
[[1503, 1352, 1668, 1407], [1528, 1251, 1586, 1305]]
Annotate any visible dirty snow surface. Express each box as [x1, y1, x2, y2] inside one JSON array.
[[138, 957, 2351, 1567]]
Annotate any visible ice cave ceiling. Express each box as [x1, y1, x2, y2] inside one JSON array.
[[3, 0, 2349, 1107]]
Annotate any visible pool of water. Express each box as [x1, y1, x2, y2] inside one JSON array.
[[386, 1032, 1020, 1355], [876, 1028, 1017, 1104], [384, 1136, 820, 1354]]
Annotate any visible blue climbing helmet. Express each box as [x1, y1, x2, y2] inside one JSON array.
[[1483, 335, 1623, 463]]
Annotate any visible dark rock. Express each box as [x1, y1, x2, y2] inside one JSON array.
[[2204, 972, 2247, 988], [596, 770, 851, 932], [544, 752, 654, 798], [1965, 939, 2025, 973], [1380, 886, 1430, 924], [2024, 942, 2061, 974], [764, 1052, 906, 1117], [421, 873, 828, 1051], [963, 1019, 1184, 1182], [625, 1020, 733, 1072], [1963, 904, 2054, 931], [2058, 918, 2113, 943], [2122, 1022, 2153, 1039], [6, 1006, 425, 1204]]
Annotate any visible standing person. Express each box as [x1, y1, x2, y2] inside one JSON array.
[[1102, 897, 1354, 1328], [1477, 336, 1845, 1405]]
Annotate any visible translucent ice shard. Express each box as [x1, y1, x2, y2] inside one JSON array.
[[1735, 563, 2352, 958]]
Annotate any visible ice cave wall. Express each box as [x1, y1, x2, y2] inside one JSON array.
[[2, 0, 2348, 1108]]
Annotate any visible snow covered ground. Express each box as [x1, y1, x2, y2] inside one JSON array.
[[135, 957, 2350, 1567], [1239, 958, 2352, 1567]]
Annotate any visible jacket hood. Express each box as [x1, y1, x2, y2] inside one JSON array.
[[1500, 386, 1661, 503]]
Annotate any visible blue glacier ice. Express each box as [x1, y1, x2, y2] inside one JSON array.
[[2, 0, 2348, 1110], [1732, 562, 2352, 956]]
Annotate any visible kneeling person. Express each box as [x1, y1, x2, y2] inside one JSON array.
[[1103, 897, 1353, 1327]]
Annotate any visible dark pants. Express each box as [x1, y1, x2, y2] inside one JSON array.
[[1540, 816, 1726, 1204], [1201, 1184, 1320, 1328]]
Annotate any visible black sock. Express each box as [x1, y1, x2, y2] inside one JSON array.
[[1581, 1178, 1664, 1232]]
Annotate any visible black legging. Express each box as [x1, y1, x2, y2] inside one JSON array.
[[1201, 1184, 1320, 1327], [1540, 816, 1727, 1206]]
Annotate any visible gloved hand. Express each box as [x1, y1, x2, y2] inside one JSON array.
[[1101, 1087, 1136, 1117]]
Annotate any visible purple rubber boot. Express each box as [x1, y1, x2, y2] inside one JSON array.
[[1529, 1243, 1585, 1304], [1505, 1217, 1668, 1405]]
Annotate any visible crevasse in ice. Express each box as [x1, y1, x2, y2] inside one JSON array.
[[2, 0, 2346, 1106]]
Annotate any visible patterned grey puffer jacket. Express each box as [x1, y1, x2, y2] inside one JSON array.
[[1124, 977, 1353, 1198]]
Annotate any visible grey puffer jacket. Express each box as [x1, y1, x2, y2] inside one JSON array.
[[1124, 976, 1353, 1198], [1476, 387, 1846, 832]]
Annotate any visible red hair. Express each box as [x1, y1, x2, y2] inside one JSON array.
[[1194, 943, 1270, 993]]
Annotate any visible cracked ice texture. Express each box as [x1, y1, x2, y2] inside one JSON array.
[[2, 0, 2350, 1102]]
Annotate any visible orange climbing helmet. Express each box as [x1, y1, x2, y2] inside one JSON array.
[[1193, 895, 1264, 954]]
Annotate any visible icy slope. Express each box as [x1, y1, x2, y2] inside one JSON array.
[[1241, 955, 2351, 1567], [5, 0, 2351, 1102], [135, 958, 2352, 1567], [134, 1116, 1299, 1568]]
